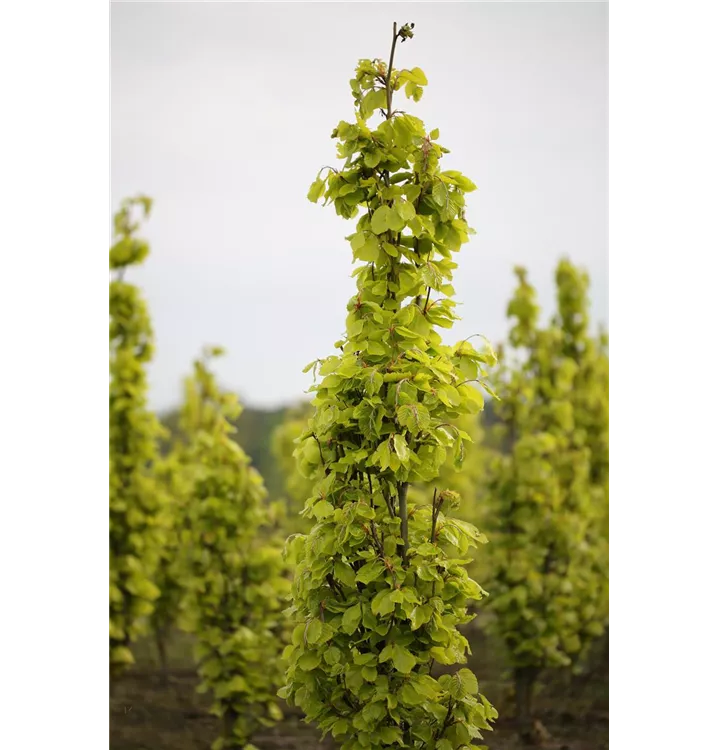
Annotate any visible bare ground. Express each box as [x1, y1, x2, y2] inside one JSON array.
[[110, 626, 608, 750]]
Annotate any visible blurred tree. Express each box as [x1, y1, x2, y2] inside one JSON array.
[[109, 196, 165, 676], [271, 402, 315, 535], [175, 349, 290, 750], [148, 441, 190, 675], [480, 261, 609, 725], [160, 405, 288, 500]]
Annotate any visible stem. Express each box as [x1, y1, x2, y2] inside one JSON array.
[[155, 627, 168, 676], [514, 666, 540, 725], [385, 22, 399, 118], [430, 488, 439, 542], [223, 706, 239, 744], [312, 433, 326, 465], [423, 286, 431, 314], [398, 481, 409, 563]]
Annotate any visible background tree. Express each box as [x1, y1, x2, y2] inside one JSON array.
[[176, 349, 290, 750], [271, 402, 316, 535], [480, 262, 609, 725], [280, 23, 498, 749], [148, 444, 189, 675], [109, 196, 165, 676]]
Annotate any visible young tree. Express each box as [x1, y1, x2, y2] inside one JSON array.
[[148, 446, 189, 674], [481, 262, 608, 724], [109, 196, 165, 675], [272, 403, 316, 535], [176, 349, 290, 750], [281, 23, 498, 749], [275, 406, 487, 575]]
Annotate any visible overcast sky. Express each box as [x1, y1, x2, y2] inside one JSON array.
[[111, 1, 607, 413]]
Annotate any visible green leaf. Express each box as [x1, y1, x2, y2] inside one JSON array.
[[350, 232, 366, 251], [457, 668, 479, 696], [355, 234, 379, 262], [376, 438, 392, 470], [399, 682, 422, 705], [392, 433, 410, 463], [356, 559, 385, 585], [371, 205, 392, 234], [306, 619, 323, 644], [361, 665, 378, 682], [312, 499, 334, 519], [308, 176, 325, 203], [298, 652, 321, 671], [396, 200, 416, 222], [387, 207, 404, 232], [342, 603, 362, 634], [371, 588, 395, 617], [396, 403, 430, 435], [392, 645, 416, 674], [379, 726, 402, 744], [411, 67, 428, 85]]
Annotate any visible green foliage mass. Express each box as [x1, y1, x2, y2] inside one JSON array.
[[109, 196, 165, 675], [275, 404, 488, 577], [174, 350, 291, 750], [280, 25, 498, 749], [149, 441, 191, 664], [271, 403, 316, 534], [480, 261, 609, 679]]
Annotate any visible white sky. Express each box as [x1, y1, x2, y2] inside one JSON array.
[[111, 1, 607, 412]]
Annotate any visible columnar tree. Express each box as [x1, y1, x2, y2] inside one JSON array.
[[281, 23, 498, 749], [481, 262, 608, 723], [148, 446, 189, 673], [177, 349, 290, 750], [555, 259, 609, 586], [274, 406, 486, 573], [109, 196, 164, 675], [272, 403, 316, 535]]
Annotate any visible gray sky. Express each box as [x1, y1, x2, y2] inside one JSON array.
[[111, 1, 607, 413]]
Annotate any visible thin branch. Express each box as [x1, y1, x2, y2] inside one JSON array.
[[398, 481, 409, 565], [423, 286, 431, 314], [385, 22, 399, 118]]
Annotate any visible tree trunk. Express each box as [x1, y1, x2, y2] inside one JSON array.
[[223, 707, 239, 744], [155, 628, 168, 684], [514, 666, 540, 724]]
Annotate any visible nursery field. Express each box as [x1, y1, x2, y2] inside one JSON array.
[[110, 623, 608, 750]]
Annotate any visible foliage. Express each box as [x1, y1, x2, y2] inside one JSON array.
[[109, 196, 165, 675], [272, 403, 316, 534], [160, 405, 288, 500], [480, 261, 608, 717], [175, 349, 291, 750], [148, 446, 190, 667], [280, 24, 498, 749]]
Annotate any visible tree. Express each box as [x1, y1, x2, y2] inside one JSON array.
[[274, 405, 487, 576], [109, 196, 165, 676], [176, 349, 290, 750], [271, 402, 316, 535], [481, 262, 609, 724], [280, 23, 498, 749], [148, 443, 189, 674]]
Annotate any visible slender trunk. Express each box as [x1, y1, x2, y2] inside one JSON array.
[[155, 628, 169, 684], [514, 666, 540, 724], [223, 706, 239, 744]]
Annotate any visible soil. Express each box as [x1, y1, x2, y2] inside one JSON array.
[[110, 626, 608, 750]]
